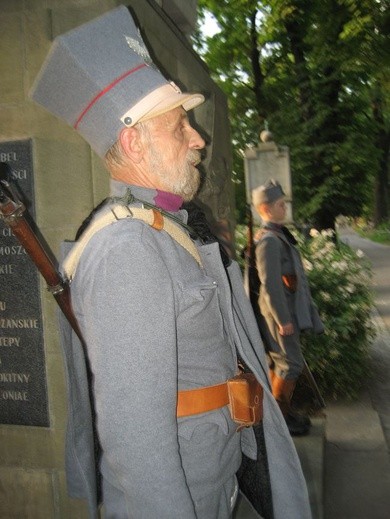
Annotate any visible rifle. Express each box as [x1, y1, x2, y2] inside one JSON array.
[[1, 163, 103, 508], [244, 202, 325, 410], [0, 163, 82, 342], [244, 203, 261, 311]]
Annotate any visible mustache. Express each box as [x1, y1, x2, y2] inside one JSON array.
[[187, 150, 202, 166]]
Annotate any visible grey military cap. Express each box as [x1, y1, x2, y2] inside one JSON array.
[[30, 6, 204, 157], [252, 179, 286, 206]]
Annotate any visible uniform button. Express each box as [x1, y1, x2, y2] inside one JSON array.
[[124, 116, 132, 125]]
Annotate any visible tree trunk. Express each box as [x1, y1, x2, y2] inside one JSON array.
[[283, 18, 313, 123], [312, 208, 336, 232], [372, 90, 390, 225], [249, 9, 266, 122]]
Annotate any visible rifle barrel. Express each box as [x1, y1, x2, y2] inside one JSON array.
[[0, 181, 83, 341]]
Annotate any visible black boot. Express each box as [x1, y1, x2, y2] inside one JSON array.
[[289, 408, 311, 427], [272, 375, 311, 436], [284, 412, 310, 436]]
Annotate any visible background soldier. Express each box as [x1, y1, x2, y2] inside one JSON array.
[[253, 179, 324, 436]]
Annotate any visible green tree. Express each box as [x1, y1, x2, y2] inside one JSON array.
[[194, 1, 268, 221], [195, 0, 389, 228], [337, 0, 390, 224]]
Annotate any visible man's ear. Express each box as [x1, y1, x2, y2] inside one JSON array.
[[258, 203, 271, 219], [257, 203, 266, 217], [119, 127, 144, 163]]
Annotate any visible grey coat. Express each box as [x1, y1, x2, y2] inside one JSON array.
[[255, 224, 324, 334], [59, 182, 311, 519]]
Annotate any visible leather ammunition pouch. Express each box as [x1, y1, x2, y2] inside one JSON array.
[[227, 373, 263, 428]]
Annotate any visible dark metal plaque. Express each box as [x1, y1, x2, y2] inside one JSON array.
[[0, 140, 49, 426]]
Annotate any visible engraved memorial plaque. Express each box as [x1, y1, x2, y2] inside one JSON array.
[[0, 140, 49, 426]]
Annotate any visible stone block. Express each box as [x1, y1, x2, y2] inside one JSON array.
[[0, 427, 55, 468], [0, 105, 29, 140], [57, 469, 90, 519], [162, 0, 198, 34], [44, 348, 68, 434], [0, 0, 24, 13], [91, 151, 110, 204], [294, 416, 326, 519], [0, 12, 24, 104], [23, 9, 53, 92], [0, 468, 56, 519], [32, 138, 94, 233]]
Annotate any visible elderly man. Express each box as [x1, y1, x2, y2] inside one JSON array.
[[31, 7, 311, 519], [252, 180, 324, 436]]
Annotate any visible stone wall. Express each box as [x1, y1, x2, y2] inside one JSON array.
[[0, 0, 234, 516]]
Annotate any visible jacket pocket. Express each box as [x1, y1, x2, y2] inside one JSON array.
[[178, 408, 230, 441]]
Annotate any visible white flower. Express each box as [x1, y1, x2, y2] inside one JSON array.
[[310, 228, 320, 237], [321, 229, 335, 239], [332, 260, 348, 271], [320, 291, 331, 301], [302, 258, 313, 271]]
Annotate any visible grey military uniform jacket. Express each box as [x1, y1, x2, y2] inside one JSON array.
[[59, 182, 311, 519], [255, 223, 324, 334]]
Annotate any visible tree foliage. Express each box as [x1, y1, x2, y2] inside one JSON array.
[[194, 0, 390, 227]]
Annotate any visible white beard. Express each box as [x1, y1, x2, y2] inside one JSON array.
[[149, 147, 201, 202]]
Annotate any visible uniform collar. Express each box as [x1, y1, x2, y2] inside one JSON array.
[[110, 180, 183, 212], [263, 221, 297, 245], [263, 221, 283, 233]]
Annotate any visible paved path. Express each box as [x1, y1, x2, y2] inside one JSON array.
[[338, 226, 390, 451], [323, 227, 390, 519]]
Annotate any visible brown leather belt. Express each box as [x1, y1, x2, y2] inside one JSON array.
[[176, 382, 229, 418]]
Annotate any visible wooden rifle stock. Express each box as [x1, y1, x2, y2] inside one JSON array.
[[0, 174, 83, 342], [244, 204, 261, 310], [245, 203, 255, 269]]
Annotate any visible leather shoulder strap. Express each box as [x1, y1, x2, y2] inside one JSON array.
[[63, 204, 202, 281]]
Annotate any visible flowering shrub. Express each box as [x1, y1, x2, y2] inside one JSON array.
[[235, 225, 375, 399], [297, 229, 375, 399]]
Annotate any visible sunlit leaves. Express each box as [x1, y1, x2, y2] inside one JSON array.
[[195, 0, 389, 225]]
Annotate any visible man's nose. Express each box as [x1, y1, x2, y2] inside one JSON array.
[[189, 127, 205, 150]]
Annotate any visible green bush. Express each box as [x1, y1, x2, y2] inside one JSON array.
[[235, 225, 376, 400], [234, 224, 251, 269], [297, 229, 376, 399]]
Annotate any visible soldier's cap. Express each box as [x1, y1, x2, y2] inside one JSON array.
[[29, 6, 205, 158], [252, 179, 286, 206]]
